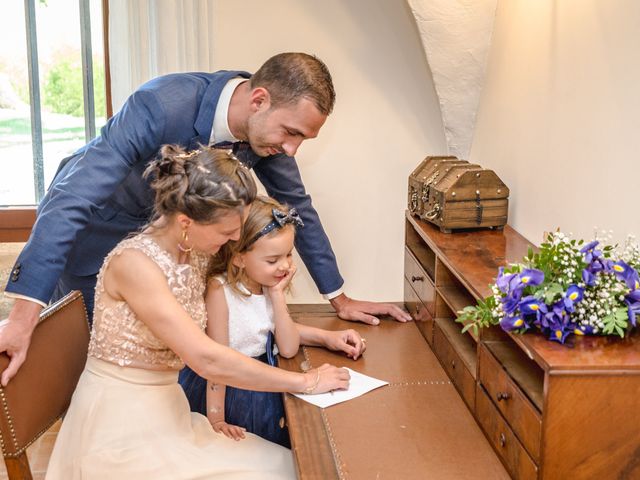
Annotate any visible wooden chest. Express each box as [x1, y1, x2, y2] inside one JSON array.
[[407, 156, 467, 218], [408, 156, 509, 233]]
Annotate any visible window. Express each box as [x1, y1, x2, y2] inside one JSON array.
[[0, 0, 108, 208]]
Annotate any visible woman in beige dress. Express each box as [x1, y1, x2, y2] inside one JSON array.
[[45, 145, 350, 480]]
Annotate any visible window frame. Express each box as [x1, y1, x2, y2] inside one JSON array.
[[0, 0, 111, 241]]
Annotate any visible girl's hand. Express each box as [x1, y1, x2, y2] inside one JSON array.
[[267, 264, 297, 297], [211, 420, 247, 441], [303, 363, 350, 394], [324, 329, 367, 360]]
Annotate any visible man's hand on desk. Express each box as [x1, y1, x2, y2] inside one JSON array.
[[329, 293, 412, 325]]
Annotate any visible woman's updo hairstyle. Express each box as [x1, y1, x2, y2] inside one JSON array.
[[144, 144, 257, 224]]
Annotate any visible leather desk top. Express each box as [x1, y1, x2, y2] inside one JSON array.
[[281, 315, 508, 480]]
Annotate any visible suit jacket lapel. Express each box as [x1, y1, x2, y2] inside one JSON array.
[[191, 70, 252, 147]]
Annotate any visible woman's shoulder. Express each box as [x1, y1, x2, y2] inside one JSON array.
[[102, 235, 171, 276], [106, 241, 163, 276]]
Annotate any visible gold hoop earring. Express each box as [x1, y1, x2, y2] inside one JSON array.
[[178, 228, 193, 253]]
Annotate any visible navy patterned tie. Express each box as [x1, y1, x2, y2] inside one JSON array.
[[212, 141, 248, 155]]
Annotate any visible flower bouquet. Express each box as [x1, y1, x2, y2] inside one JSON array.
[[457, 231, 640, 344]]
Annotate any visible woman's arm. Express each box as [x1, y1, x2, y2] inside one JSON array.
[[265, 265, 300, 358], [297, 324, 366, 360], [204, 280, 246, 440], [104, 249, 349, 393]]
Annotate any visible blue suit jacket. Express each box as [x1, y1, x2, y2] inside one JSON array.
[[5, 70, 343, 305]]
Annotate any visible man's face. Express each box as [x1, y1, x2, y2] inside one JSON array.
[[246, 95, 327, 158]]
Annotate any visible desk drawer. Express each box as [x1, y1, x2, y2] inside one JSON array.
[[404, 278, 433, 345], [404, 247, 436, 315], [433, 320, 475, 411], [478, 344, 541, 461], [476, 384, 538, 480]]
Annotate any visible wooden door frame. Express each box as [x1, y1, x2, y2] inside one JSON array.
[[0, 207, 37, 242]]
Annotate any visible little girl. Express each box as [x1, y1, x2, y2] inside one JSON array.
[[179, 196, 366, 447]]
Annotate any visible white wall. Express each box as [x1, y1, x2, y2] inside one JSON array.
[[111, 1, 447, 303], [470, 1, 640, 246]]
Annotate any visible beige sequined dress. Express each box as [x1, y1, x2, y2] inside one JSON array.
[[45, 235, 295, 480]]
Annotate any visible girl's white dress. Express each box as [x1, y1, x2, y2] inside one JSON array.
[[45, 235, 295, 479], [216, 275, 276, 356]]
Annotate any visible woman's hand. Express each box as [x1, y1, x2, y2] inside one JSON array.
[[323, 329, 367, 360], [211, 420, 247, 441], [302, 363, 350, 394]]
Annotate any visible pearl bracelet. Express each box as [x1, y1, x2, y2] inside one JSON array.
[[303, 369, 321, 394]]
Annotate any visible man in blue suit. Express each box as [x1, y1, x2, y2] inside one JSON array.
[[0, 52, 410, 385]]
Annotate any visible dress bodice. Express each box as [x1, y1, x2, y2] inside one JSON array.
[[216, 276, 276, 357], [88, 235, 208, 370]]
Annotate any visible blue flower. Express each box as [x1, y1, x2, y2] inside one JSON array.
[[500, 314, 528, 331], [573, 324, 594, 335], [562, 285, 584, 313], [519, 269, 544, 287], [580, 241, 602, 264], [518, 296, 548, 323], [496, 268, 519, 294], [502, 289, 524, 315], [546, 314, 573, 344], [549, 327, 571, 344], [519, 296, 544, 314], [582, 268, 596, 286], [539, 301, 570, 330], [612, 261, 640, 290], [580, 240, 599, 254], [625, 289, 640, 327]]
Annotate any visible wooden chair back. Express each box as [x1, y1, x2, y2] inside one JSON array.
[[0, 291, 89, 479]]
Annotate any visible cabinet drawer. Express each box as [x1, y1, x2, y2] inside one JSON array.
[[478, 344, 542, 461], [404, 247, 436, 315], [404, 278, 433, 345], [433, 320, 475, 411], [476, 384, 538, 480]]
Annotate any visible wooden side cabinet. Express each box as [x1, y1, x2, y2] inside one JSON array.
[[403, 211, 640, 480]]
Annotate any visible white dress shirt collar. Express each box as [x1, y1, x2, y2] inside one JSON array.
[[209, 77, 247, 146]]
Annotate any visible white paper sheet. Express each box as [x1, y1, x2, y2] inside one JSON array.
[[292, 368, 389, 408]]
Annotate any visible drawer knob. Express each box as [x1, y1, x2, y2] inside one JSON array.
[[416, 304, 421, 314], [496, 391, 511, 402], [411, 275, 425, 282], [450, 360, 456, 370], [499, 433, 506, 447]]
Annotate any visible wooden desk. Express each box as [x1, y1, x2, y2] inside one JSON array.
[[281, 313, 508, 480]]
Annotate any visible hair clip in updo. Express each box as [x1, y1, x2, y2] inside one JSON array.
[[247, 208, 304, 246], [176, 149, 199, 160]]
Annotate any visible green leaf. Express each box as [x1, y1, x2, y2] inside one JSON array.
[[615, 307, 628, 322], [543, 283, 563, 303]]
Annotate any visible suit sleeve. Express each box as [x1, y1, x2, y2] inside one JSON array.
[[4, 89, 167, 303], [252, 153, 344, 295]]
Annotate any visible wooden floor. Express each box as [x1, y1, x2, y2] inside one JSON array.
[[0, 420, 59, 479]]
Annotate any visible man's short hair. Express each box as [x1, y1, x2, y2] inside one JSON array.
[[250, 52, 336, 116]]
